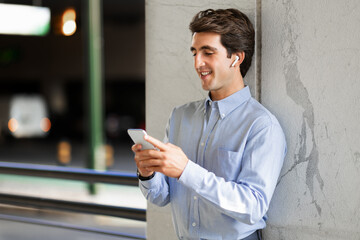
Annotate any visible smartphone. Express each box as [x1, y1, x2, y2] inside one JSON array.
[[127, 129, 155, 150]]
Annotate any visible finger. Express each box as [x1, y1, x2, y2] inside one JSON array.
[[134, 152, 153, 164], [146, 166, 164, 174], [131, 144, 143, 152], [144, 135, 167, 151], [138, 159, 163, 168], [136, 148, 163, 160]]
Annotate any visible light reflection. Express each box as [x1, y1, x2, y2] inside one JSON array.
[[8, 118, 18, 133], [62, 20, 76, 36], [40, 117, 51, 132], [0, 3, 50, 36], [57, 141, 71, 165], [62, 8, 76, 36]]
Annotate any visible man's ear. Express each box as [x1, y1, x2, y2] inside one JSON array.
[[236, 52, 245, 65], [231, 52, 245, 68]]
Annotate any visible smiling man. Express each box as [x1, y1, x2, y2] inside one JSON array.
[[132, 9, 287, 240], [191, 31, 245, 101]]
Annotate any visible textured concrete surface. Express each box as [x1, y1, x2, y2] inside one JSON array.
[[262, 0, 360, 239]]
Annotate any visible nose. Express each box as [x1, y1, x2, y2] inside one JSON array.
[[194, 54, 205, 70]]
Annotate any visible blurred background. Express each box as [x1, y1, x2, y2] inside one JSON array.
[[0, 0, 147, 239], [0, 0, 145, 171]]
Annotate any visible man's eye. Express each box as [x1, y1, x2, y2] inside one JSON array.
[[192, 53, 196, 57], [205, 52, 213, 56]]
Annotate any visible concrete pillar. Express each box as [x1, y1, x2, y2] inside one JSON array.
[[262, 0, 360, 239], [145, 1, 258, 239]]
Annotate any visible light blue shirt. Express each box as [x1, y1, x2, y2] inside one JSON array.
[[140, 86, 286, 240]]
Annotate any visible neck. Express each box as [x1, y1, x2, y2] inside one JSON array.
[[210, 76, 245, 101]]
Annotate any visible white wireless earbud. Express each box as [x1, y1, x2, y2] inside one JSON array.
[[231, 56, 240, 67]]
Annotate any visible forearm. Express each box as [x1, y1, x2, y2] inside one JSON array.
[[179, 160, 278, 225]]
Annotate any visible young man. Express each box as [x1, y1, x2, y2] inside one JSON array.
[[132, 9, 286, 240]]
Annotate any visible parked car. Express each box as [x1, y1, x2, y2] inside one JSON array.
[[2, 94, 50, 138]]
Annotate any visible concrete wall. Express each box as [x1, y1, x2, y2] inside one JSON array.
[[262, 0, 360, 239], [145, 0, 360, 239]]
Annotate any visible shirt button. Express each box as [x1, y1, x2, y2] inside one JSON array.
[[192, 222, 196, 227], [221, 113, 225, 118], [200, 142, 204, 146], [194, 196, 197, 200]]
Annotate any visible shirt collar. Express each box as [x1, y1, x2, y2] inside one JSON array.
[[203, 86, 251, 119]]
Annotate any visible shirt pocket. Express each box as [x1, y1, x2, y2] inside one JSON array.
[[214, 148, 243, 181]]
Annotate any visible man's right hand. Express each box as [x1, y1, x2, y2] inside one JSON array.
[[131, 144, 155, 177]]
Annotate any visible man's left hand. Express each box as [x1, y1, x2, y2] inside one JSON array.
[[135, 135, 189, 179]]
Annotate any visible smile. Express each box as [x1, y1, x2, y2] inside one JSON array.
[[200, 71, 212, 76]]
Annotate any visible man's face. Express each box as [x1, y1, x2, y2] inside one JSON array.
[[191, 32, 241, 100]]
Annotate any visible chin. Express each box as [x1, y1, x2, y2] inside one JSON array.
[[201, 84, 211, 91]]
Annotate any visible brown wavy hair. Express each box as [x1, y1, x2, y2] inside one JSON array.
[[189, 9, 255, 77]]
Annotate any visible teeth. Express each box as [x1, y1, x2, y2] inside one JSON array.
[[201, 71, 211, 76]]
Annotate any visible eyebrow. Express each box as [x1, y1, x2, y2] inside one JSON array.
[[190, 45, 218, 52]]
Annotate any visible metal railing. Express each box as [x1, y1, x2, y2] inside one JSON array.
[[0, 161, 139, 186], [0, 161, 145, 239]]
